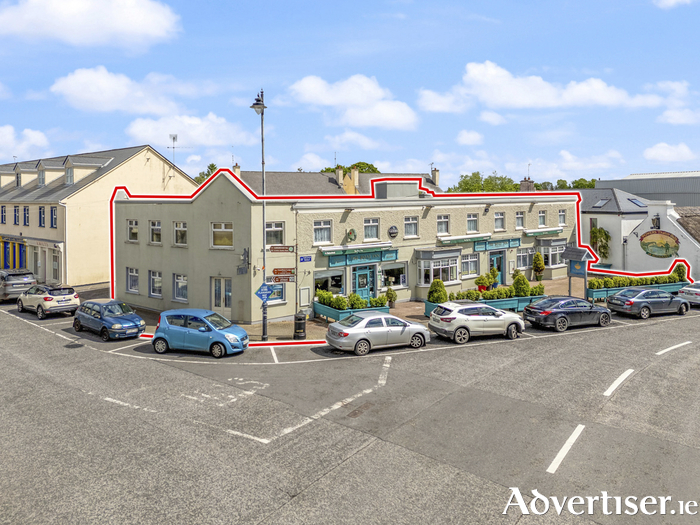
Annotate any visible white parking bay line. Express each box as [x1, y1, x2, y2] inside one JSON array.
[[41, 320, 75, 326], [108, 341, 149, 353], [611, 319, 632, 325], [547, 424, 586, 474], [270, 347, 279, 363], [656, 341, 692, 356], [378, 356, 392, 386], [603, 369, 635, 397], [520, 331, 538, 338]]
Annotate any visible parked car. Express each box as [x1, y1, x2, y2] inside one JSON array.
[[17, 285, 80, 319], [523, 296, 611, 332], [678, 282, 700, 306], [73, 299, 146, 341], [326, 311, 430, 356], [0, 269, 37, 301], [428, 301, 524, 344], [152, 309, 249, 358], [606, 287, 689, 318]]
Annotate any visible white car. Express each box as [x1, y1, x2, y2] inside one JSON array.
[[17, 285, 80, 319], [678, 282, 700, 306], [428, 301, 525, 344]]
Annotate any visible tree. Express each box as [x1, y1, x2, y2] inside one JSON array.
[[194, 163, 218, 185], [321, 162, 380, 176], [555, 179, 570, 190], [590, 227, 611, 260], [571, 178, 596, 189], [448, 171, 483, 193], [482, 171, 518, 192], [534, 181, 554, 191]]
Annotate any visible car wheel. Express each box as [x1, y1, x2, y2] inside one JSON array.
[[100, 329, 110, 342], [36, 306, 46, 320], [409, 334, 425, 348], [639, 306, 651, 320], [453, 327, 470, 344], [17, 299, 24, 313], [554, 317, 568, 332], [73, 319, 82, 332], [354, 339, 371, 356], [599, 313, 611, 327], [678, 303, 688, 316], [210, 342, 226, 359], [153, 338, 169, 354], [506, 323, 518, 339]]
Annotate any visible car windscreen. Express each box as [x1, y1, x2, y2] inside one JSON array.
[[6, 273, 34, 282], [338, 315, 363, 327], [48, 288, 75, 296], [102, 302, 134, 316], [205, 313, 232, 330], [616, 289, 642, 298], [433, 306, 453, 316], [530, 298, 561, 309]]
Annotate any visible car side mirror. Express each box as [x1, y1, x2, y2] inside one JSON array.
[[198, 326, 207, 332], [496, 311, 504, 317]]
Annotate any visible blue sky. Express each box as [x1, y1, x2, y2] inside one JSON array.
[[1, 0, 699, 189]]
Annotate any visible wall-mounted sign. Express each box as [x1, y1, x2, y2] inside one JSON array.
[[273, 276, 295, 283], [273, 268, 295, 275], [270, 245, 295, 253], [640, 230, 679, 258], [299, 255, 312, 263], [474, 238, 521, 252], [388, 226, 399, 239], [347, 228, 357, 242], [327, 250, 398, 267]]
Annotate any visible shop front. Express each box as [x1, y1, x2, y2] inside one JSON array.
[[0, 235, 27, 270], [25, 238, 63, 283], [474, 238, 522, 285]]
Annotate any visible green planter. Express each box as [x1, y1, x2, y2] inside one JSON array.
[[313, 301, 390, 322], [424, 301, 439, 317], [586, 282, 687, 301], [425, 295, 547, 315]]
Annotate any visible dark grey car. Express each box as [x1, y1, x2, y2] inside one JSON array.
[[606, 287, 689, 319]]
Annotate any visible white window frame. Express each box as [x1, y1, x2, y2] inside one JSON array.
[[173, 273, 188, 302], [494, 211, 505, 231], [539, 210, 546, 227], [15, 173, 20, 187], [38, 169, 45, 187], [211, 222, 233, 248], [418, 258, 459, 286], [23, 206, 29, 226], [461, 253, 479, 278], [126, 267, 139, 293], [517, 247, 535, 269], [558, 209, 566, 226], [149, 270, 163, 297], [313, 219, 332, 245], [66, 167, 74, 185], [380, 262, 408, 289], [14, 206, 19, 225], [39, 206, 45, 228], [1, 206, 6, 224], [540, 246, 565, 267], [404, 216, 418, 238], [515, 211, 524, 229], [265, 221, 284, 246], [50, 206, 57, 228], [149, 220, 162, 244], [437, 214, 450, 235], [174, 221, 188, 246], [364, 218, 379, 241], [467, 214, 478, 233], [127, 219, 138, 242]]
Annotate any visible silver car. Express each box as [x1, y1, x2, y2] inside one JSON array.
[[429, 301, 525, 343], [326, 311, 431, 356], [606, 287, 689, 318], [0, 269, 37, 301], [678, 282, 700, 306]]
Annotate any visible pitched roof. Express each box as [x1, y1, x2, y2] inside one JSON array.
[[675, 207, 700, 245], [357, 172, 442, 194], [625, 170, 700, 180], [578, 188, 658, 214], [239, 171, 346, 195]]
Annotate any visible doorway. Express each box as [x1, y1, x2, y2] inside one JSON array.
[[352, 265, 375, 302], [211, 277, 232, 318], [489, 252, 504, 285]]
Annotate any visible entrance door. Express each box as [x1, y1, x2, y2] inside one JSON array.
[[211, 277, 232, 319], [355, 269, 371, 302], [489, 253, 503, 285]]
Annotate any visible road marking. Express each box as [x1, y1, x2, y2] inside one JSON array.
[[1, 310, 74, 341], [656, 341, 692, 355], [103, 397, 157, 413], [547, 424, 585, 474], [193, 421, 271, 444], [520, 331, 538, 338], [108, 341, 147, 353], [40, 320, 75, 326], [611, 319, 632, 325], [378, 356, 391, 386], [270, 347, 278, 363], [603, 369, 635, 397]]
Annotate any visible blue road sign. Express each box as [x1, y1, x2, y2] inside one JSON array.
[[255, 284, 274, 302], [300, 255, 311, 263]]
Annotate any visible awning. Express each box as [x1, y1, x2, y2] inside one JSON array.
[[319, 241, 393, 256], [523, 227, 564, 237], [437, 233, 492, 245]]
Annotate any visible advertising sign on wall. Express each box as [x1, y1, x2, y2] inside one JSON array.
[[639, 230, 680, 258]]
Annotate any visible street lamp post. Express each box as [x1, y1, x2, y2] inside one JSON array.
[[251, 90, 268, 341]]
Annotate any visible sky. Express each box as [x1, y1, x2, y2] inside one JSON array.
[[1, 0, 699, 190]]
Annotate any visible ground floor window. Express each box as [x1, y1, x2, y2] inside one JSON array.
[[517, 247, 535, 269], [149, 270, 162, 297], [418, 258, 458, 285], [540, 246, 565, 267], [314, 269, 345, 295], [127, 267, 139, 292], [52, 254, 59, 281], [173, 273, 188, 301], [380, 262, 407, 288], [265, 278, 285, 303], [461, 254, 479, 277]]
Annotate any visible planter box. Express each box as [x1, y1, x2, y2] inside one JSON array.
[[313, 301, 390, 322], [424, 295, 547, 316], [586, 282, 687, 301], [425, 301, 440, 317]]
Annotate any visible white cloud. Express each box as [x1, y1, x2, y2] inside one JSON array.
[[0, 0, 180, 50], [374, 158, 429, 174], [479, 110, 506, 125], [186, 155, 202, 164], [456, 130, 483, 146], [0, 125, 49, 161], [643, 142, 696, 162], [558, 149, 624, 171], [653, 0, 696, 8], [657, 108, 700, 124], [126, 113, 257, 148], [51, 66, 217, 115], [323, 131, 381, 150], [0, 81, 10, 99], [293, 153, 330, 172], [419, 61, 667, 113], [289, 74, 418, 130]]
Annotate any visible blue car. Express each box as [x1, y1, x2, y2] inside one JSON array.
[[73, 299, 146, 341], [152, 309, 249, 358]]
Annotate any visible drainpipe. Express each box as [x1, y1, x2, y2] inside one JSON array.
[[59, 201, 67, 285]]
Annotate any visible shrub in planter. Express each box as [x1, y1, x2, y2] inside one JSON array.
[[667, 273, 679, 283], [512, 268, 522, 279], [481, 290, 498, 300], [513, 274, 531, 297], [656, 275, 668, 284], [427, 279, 448, 304], [496, 287, 507, 299], [466, 290, 481, 301], [449, 292, 455, 301], [455, 291, 466, 300], [385, 287, 398, 307], [348, 293, 364, 310], [316, 290, 333, 306], [489, 266, 500, 286], [674, 264, 687, 282], [530, 283, 545, 296], [474, 274, 492, 290], [505, 286, 515, 298], [532, 252, 545, 280], [331, 295, 348, 310], [628, 277, 639, 286], [603, 277, 614, 288], [369, 295, 388, 307]]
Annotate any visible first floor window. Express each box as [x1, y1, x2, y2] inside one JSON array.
[[149, 220, 162, 244], [127, 268, 139, 292], [50, 207, 57, 228], [314, 270, 344, 295], [559, 209, 566, 225], [364, 218, 379, 240], [174, 221, 187, 246], [39, 207, 45, 228], [149, 270, 162, 297], [516, 211, 524, 229], [517, 247, 535, 269], [266, 221, 284, 246], [461, 254, 479, 277], [381, 262, 407, 288], [540, 246, 565, 266], [437, 215, 449, 234], [212, 222, 233, 247], [265, 278, 285, 302], [539, 210, 546, 227], [467, 214, 478, 233], [23, 206, 29, 226], [494, 211, 505, 230], [14, 206, 19, 225], [404, 216, 418, 237], [1, 206, 5, 224], [173, 274, 188, 301], [418, 258, 458, 285], [127, 219, 138, 241], [313, 220, 332, 244]]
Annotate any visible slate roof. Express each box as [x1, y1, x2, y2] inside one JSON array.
[[239, 171, 346, 196], [578, 188, 659, 214], [0, 146, 149, 203], [675, 207, 700, 245], [357, 172, 442, 194]]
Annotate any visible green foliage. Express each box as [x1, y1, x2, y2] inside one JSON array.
[[194, 163, 218, 185], [590, 227, 612, 260], [481, 290, 498, 300], [489, 266, 500, 283], [571, 178, 597, 189], [587, 278, 602, 289], [612, 276, 630, 288], [385, 287, 398, 302], [447, 171, 483, 193], [369, 295, 388, 307], [331, 295, 348, 310], [628, 277, 639, 286], [505, 286, 515, 298], [656, 275, 668, 284], [556, 179, 570, 190], [532, 252, 545, 274], [512, 268, 522, 279], [482, 171, 519, 192], [315, 289, 333, 306], [603, 278, 614, 288], [513, 274, 531, 297], [667, 273, 679, 283], [449, 292, 455, 301], [495, 287, 507, 299], [466, 290, 481, 301], [475, 273, 493, 287], [321, 162, 380, 176], [427, 279, 448, 304], [534, 181, 554, 191], [673, 264, 687, 282], [348, 293, 365, 310], [530, 283, 545, 296]]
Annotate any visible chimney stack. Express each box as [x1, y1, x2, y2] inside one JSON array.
[[351, 166, 359, 191], [520, 177, 535, 192], [431, 167, 440, 187], [335, 166, 344, 186], [233, 163, 240, 177]]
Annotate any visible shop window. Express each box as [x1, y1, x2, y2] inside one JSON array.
[[404, 216, 418, 237], [540, 246, 565, 267], [127, 220, 138, 242], [467, 214, 478, 233], [173, 274, 188, 301], [313, 220, 332, 244], [461, 254, 479, 277], [516, 211, 524, 229], [127, 267, 139, 293], [314, 269, 344, 295], [517, 247, 535, 269], [211, 222, 233, 248], [149, 270, 163, 297], [174, 221, 187, 246], [437, 215, 449, 235], [149, 220, 162, 244], [381, 262, 407, 288], [418, 258, 458, 285], [266, 222, 284, 246], [494, 212, 505, 230], [364, 218, 379, 240]]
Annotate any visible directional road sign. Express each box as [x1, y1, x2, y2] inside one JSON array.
[[273, 276, 295, 283], [273, 268, 295, 275], [255, 284, 274, 302], [270, 245, 295, 253]]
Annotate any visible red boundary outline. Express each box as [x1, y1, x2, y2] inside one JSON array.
[[110, 168, 694, 344]]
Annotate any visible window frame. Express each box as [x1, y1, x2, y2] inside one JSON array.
[[14, 206, 19, 225], [173, 273, 188, 302], [126, 267, 139, 293], [0, 206, 5, 224], [149, 220, 162, 245], [436, 214, 450, 235], [38, 206, 45, 228], [174, 221, 188, 247], [461, 253, 479, 278], [404, 216, 418, 238], [149, 270, 163, 297], [558, 209, 566, 226], [515, 211, 524, 229], [417, 257, 459, 286], [313, 219, 332, 245], [517, 247, 535, 269], [127, 219, 138, 242], [539, 246, 565, 267], [23, 206, 29, 226], [538, 210, 546, 227], [494, 211, 505, 231], [65, 167, 74, 185], [50, 206, 57, 228], [467, 213, 478, 233], [265, 221, 284, 247], [380, 261, 408, 289], [211, 222, 234, 249], [363, 217, 379, 241], [38, 169, 45, 187]]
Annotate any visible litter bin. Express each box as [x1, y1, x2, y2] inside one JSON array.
[[293, 311, 306, 340]]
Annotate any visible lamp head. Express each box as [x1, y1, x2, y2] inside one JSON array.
[[251, 90, 266, 115]]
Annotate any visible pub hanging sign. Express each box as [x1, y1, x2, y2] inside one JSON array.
[[639, 230, 679, 259]]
